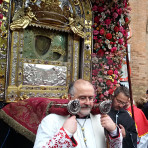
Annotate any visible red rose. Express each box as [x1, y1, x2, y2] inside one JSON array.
[[93, 36, 98, 40], [113, 80, 117, 85], [114, 26, 119, 32], [117, 8, 122, 15], [106, 80, 112, 86], [100, 28, 105, 35], [94, 16, 100, 23], [97, 49, 105, 57], [108, 89, 114, 94], [105, 19, 111, 25], [93, 30, 99, 35], [106, 33, 112, 40], [107, 59, 113, 65], [118, 38, 123, 45], [92, 69, 98, 76], [124, 43, 127, 47], [99, 94, 104, 99], [92, 5, 98, 11], [125, 17, 129, 23], [98, 6, 104, 12], [117, 64, 122, 69], [111, 47, 117, 53], [107, 70, 113, 75]]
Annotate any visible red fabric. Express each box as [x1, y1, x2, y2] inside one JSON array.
[[1, 97, 69, 134], [1, 97, 101, 135], [91, 105, 101, 115], [126, 105, 148, 137]]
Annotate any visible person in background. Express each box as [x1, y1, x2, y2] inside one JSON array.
[[146, 90, 148, 99], [125, 97, 148, 148], [142, 90, 148, 120], [108, 85, 137, 148], [136, 97, 147, 110], [34, 79, 123, 148]]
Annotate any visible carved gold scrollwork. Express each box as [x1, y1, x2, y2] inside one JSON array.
[[74, 0, 79, 5], [19, 94, 29, 101], [68, 16, 86, 38], [61, 94, 68, 99], [10, 7, 37, 31]]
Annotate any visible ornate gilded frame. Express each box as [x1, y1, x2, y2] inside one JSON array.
[[0, 0, 92, 102]]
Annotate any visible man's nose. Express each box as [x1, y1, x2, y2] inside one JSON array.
[[119, 104, 124, 108], [84, 98, 91, 104]]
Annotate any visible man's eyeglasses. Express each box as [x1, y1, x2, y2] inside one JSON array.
[[78, 96, 95, 103], [115, 97, 127, 106]]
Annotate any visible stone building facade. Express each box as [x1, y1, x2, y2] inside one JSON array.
[[129, 0, 148, 101]]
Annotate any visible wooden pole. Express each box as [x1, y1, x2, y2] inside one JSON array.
[[126, 47, 134, 120]]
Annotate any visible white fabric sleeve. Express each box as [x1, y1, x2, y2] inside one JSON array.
[[108, 127, 123, 148], [64, 128, 73, 138], [33, 114, 77, 148], [109, 127, 118, 137]]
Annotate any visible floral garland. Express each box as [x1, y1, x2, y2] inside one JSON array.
[[0, 0, 3, 27], [91, 0, 131, 102]]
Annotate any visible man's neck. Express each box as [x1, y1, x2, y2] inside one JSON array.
[[76, 114, 90, 119]]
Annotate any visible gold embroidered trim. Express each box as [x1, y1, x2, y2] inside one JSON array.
[[0, 109, 36, 142]]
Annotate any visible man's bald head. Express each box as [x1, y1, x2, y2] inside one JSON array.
[[68, 79, 95, 97]]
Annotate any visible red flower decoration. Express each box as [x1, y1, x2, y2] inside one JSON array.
[[91, 0, 130, 102], [93, 36, 98, 40], [108, 89, 114, 94], [92, 5, 98, 11], [111, 47, 117, 53], [97, 49, 105, 57], [125, 17, 129, 23], [100, 28, 105, 35], [93, 30, 99, 35], [107, 70, 113, 75], [113, 80, 118, 85], [106, 33, 112, 40], [105, 18, 111, 25], [99, 94, 104, 99], [106, 80, 112, 86], [98, 6, 104, 13], [118, 38, 123, 45], [107, 58, 113, 65], [92, 69, 98, 76], [94, 16, 100, 23], [114, 26, 119, 32], [117, 8, 122, 15], [117, 64, 122, 69]]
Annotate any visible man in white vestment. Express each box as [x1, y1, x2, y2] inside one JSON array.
[[34, 79, 123, 148]]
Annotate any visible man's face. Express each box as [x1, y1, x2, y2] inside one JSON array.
[[69, 83, 95, 117], [113, 92, 129, 110]]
